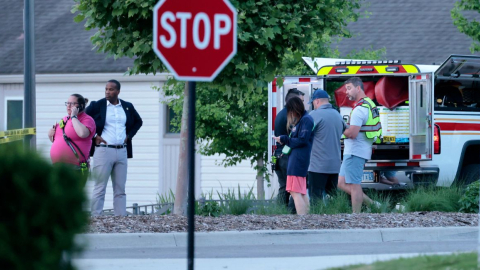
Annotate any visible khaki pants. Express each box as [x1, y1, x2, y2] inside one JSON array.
[[90, 147, 128, 216]]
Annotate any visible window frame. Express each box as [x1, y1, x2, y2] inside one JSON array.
[[4, 97, 24, 131], [164, 104, 181, 137]]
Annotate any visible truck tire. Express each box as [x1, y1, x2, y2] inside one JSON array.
[[460, 164, 480, 186]]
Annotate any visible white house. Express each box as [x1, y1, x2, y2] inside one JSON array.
[[0, 72, 275, 210]]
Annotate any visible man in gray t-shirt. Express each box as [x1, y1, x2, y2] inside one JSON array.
[[338, 77, 377, 213], [343, 105, 374, 160], [307, 89, 346, 203]]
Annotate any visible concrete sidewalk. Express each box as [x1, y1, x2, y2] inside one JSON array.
[[73, 252, 455, 270], [79, 226, 478, 249], [74, 227, 478, 270]]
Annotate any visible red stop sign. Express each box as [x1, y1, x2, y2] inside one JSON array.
[[153, 0, 237, 82]]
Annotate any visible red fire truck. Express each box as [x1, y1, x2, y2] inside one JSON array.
[[268, 55, 480, 190]]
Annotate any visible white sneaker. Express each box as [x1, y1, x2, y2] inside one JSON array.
[[395, 203, 405, 211], [372, 201, 382, 208]]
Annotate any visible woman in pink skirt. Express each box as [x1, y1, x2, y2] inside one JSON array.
[[273, 96, 314, 214]]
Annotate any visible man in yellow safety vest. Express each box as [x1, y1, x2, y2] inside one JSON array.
[[338, 77, 382, 213]]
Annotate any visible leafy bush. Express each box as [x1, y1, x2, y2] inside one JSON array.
[[402, 186, 462, 212], [196, 191, 223, 217], [0, 145, 88, 270], [459, 181, 480, 213], [196, 201, 223, 217]]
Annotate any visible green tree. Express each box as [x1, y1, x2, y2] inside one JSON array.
[[451, 0, 480, 52], [72, 0, 364, 200]]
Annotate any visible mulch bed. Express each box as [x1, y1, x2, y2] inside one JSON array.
[[87, 212, 478, 233]]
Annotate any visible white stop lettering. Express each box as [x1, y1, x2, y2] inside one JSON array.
[[159, 12, 232, 50]]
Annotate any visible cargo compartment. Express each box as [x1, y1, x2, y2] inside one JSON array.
[[339, 105, 410, 161], [333, 75, 420, 161]]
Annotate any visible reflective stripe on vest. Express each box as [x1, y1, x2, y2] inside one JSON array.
[[350, 97, 382, 139]]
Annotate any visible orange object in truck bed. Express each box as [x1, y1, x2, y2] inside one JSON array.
[[375, 76, 409, 110], [334, 81, 376, 108]]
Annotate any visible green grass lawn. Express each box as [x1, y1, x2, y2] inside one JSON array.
[[327, 252, 477, 270]]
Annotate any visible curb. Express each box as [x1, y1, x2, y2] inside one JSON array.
[[78, 226, 478, 250]]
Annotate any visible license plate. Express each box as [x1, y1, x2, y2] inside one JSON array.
[[383, 136, 396, 143], [362, 171, 374, 183]]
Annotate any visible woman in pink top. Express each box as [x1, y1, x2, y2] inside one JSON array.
[[49, 94, 96, 169]]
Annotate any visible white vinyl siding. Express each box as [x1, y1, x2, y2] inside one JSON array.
[[200, 154, 259, 199]]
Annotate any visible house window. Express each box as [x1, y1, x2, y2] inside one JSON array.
[[6, 99, 23, 130], [166, 105, 180, 134]]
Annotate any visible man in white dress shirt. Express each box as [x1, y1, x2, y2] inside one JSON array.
[[86, 80, 143, 216]]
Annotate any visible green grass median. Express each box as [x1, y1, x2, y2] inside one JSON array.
[[328, 252, 477, 270]]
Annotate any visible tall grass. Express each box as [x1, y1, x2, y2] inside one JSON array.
[[156, 189, 175, 215], [401, 185, 463, 212], [217, 185, 256, 215], [309, 192, 351, 214], [255, 200, 291, 215], [154, 183, 467, 216], [157, 189, 175, 204], [364, 190, 393, 213]]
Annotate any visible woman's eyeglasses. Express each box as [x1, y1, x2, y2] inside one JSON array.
[[65, 102, 79, 106]]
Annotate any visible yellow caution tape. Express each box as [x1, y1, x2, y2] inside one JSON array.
[[0, 135, 25, 144], [0, 127, 36, 137]]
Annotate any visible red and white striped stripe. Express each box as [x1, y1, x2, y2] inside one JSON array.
[[272, 77, 311, 130], [415, 74, 429, 80], [271, 78, 277, 154], [411, 154, 431, 160]]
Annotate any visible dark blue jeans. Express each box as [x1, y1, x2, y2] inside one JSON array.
[[308, 172, 338, 204], [275, 153, 290, 207]]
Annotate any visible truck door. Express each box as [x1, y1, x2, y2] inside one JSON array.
[[276, 76, 324, 112], [409, 74, 433, 160]]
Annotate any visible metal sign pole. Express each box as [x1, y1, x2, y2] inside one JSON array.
[[24, 0, 36, 150], [187, 81, 196, 270]]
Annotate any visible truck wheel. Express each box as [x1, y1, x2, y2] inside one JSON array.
[[460, 164, 480, 186]]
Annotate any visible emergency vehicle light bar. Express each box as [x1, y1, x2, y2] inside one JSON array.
[[335, 60, 401, 65]]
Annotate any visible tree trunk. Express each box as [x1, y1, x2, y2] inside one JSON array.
[[173, 83, 189, 215], [256, 156, 265, 200]]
